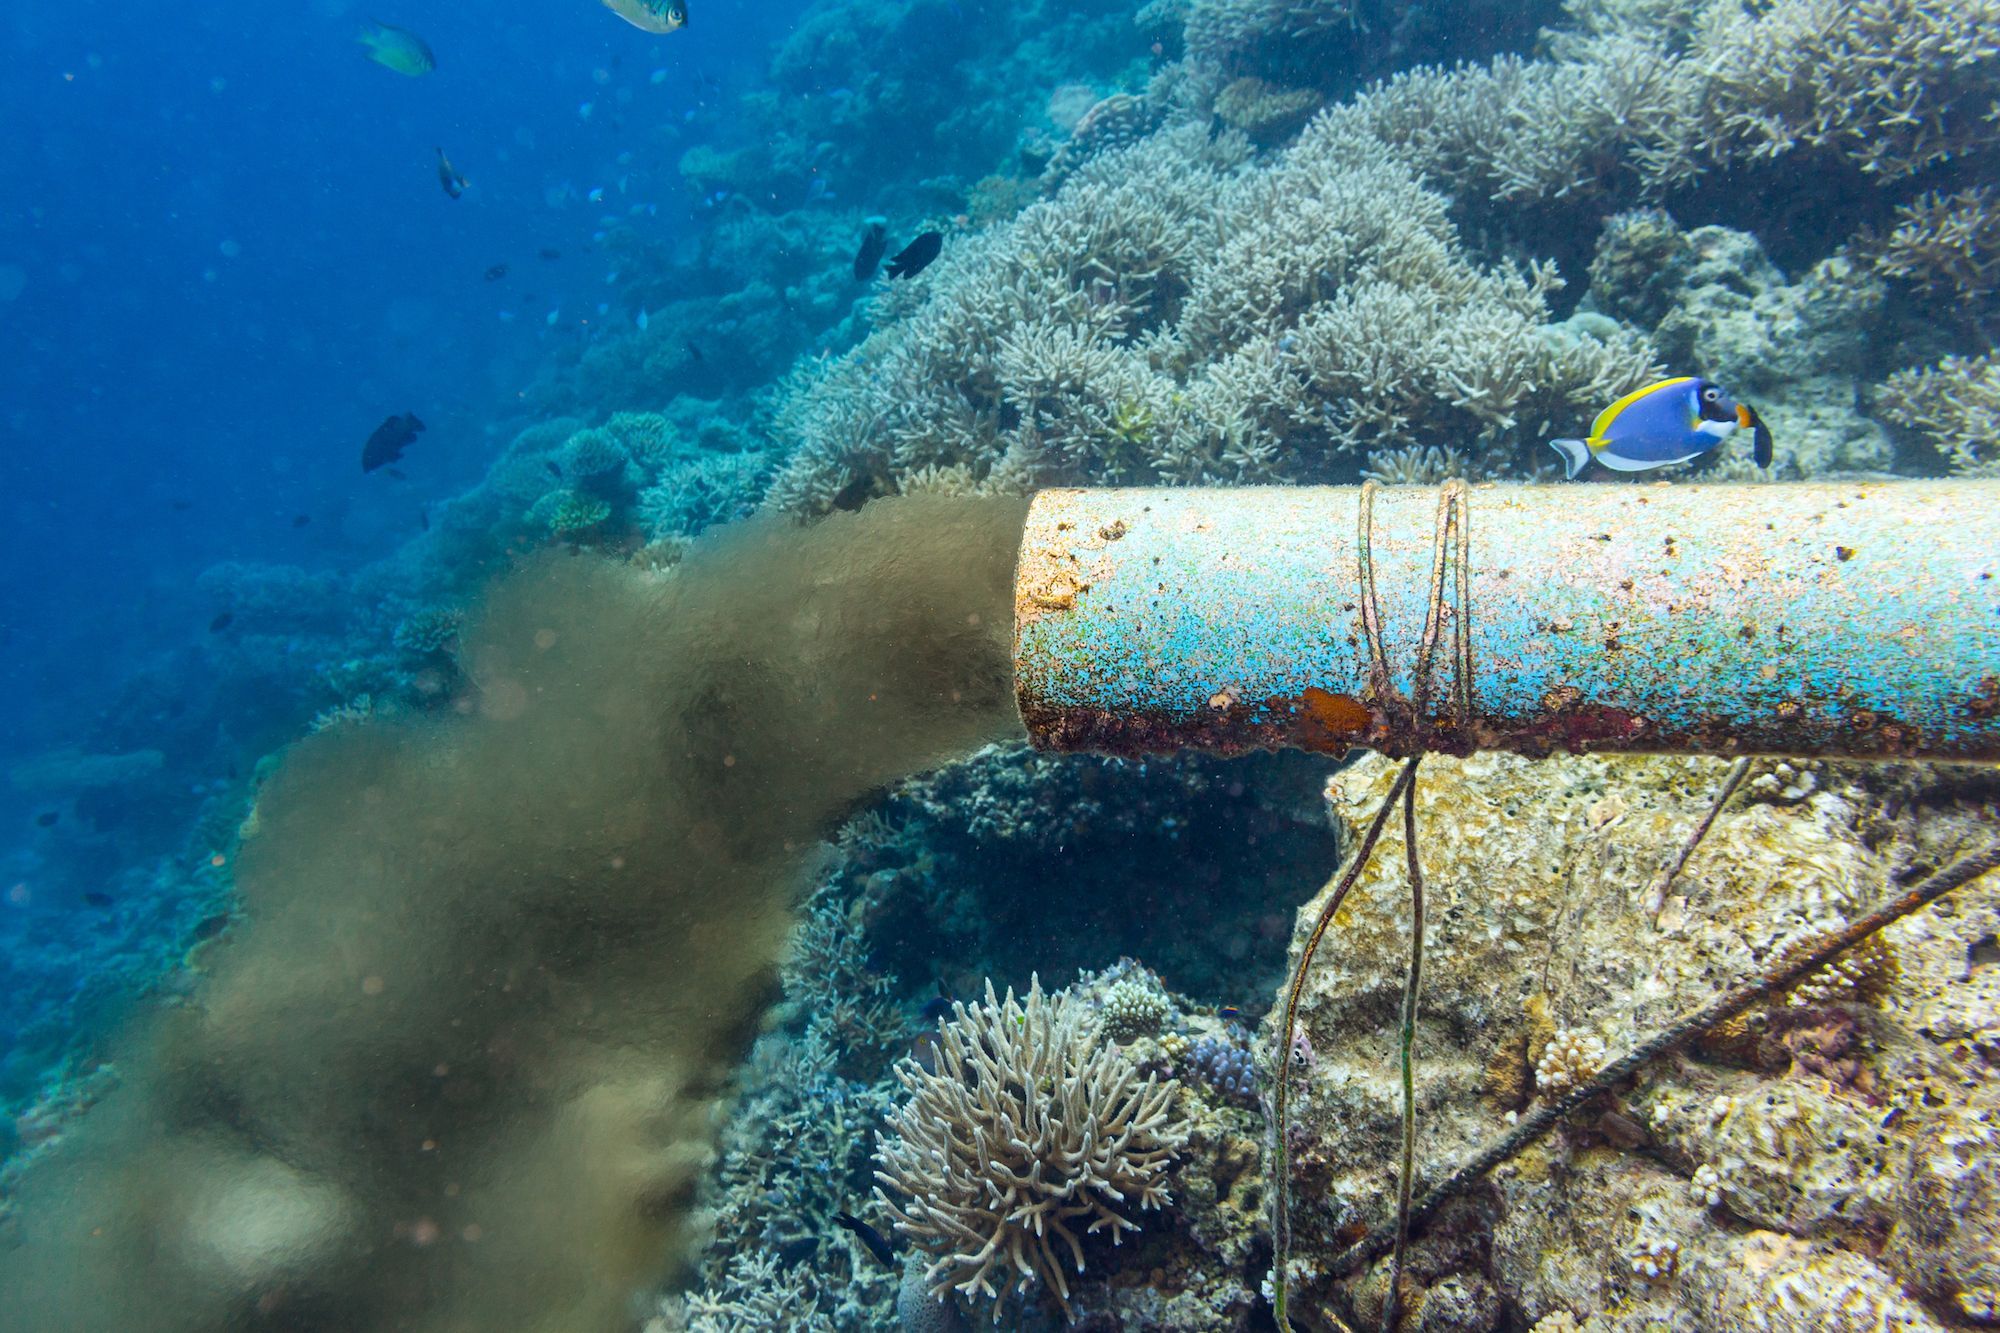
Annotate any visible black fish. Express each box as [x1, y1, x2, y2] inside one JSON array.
[[35, 811, 58, 828], [192, 911, 232, 941], [919, 980, 955, 1026], [83, 891, 113, 908], [684, 339, 704, 363], [484, 263, 510, 281], [833, 1212, 897, 1270], [545, 460, 564, 479], [292, 513, 312, 528], [208, 612, 235, 633], [885, 231, 942, 279], [538, 247, 562, 261], [385, 467, 409, 480], [888, 228, 940, 278], [852, 218, 888, 281], [436, 147, 468, 200], [362, 412, 425, 473], [419, 507, 431, 530], [171, 498, 194, 512]]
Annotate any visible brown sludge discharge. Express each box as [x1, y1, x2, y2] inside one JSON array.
[[0, 496, 1030, 1332]]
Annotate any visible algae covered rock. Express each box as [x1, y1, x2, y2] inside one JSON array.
[[1270, 751, 2000, 1330]]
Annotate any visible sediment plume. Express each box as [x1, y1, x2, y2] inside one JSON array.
[[0, 496, 1029, 1331]]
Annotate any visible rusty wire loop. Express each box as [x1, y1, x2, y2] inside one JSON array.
[[1356, 479, 1474, 737], [1273, 481, 1473, 1331]]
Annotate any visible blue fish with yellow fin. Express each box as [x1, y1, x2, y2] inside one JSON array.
[[1550, 376, 1771, 479]]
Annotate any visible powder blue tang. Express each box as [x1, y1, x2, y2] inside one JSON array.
[[1550, 376, 1771, 479]]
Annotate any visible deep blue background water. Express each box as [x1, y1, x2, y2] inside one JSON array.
[[0, 0, 815, 1102], [0, 0, 802, 755]]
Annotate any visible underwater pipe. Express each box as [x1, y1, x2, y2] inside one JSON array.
[[1013, 481, 2000, 763]]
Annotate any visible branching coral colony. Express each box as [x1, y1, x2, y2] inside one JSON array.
[[768, 118, 1657, 510], [872, 977, 1191, 1318], [769, 0, 2000, 510]]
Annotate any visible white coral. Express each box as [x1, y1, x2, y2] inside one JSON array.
[[1535, 1026, 1608, 1097], [872, 976, 1189, 1317]]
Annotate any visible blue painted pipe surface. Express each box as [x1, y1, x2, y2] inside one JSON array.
[[1012, 482, 2000, 761]]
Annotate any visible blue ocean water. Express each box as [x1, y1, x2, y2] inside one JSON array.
[[0, 0, 800, 1099], [1, 0, 795, 719]]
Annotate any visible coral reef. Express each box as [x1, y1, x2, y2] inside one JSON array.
[[770, 114, 1656, 509], [531, 487, 616, 538], [1339, 0, 2000, 206], [1873, 187, 2000, 308], [16, 4, 2000, 1332], [1218, 79, 1329, 153], [1588, 216, 1896, 478], [1102, 974, 1173, 1040], [390, 606, 462, 659], [650, 1249, 840, 1332], [1182, 0, 1559, 96], [1188, 1033, 1259, 1103], [874, 742, 1339, 1001], [873, 976, 1190, 1317], [1877, 353, 2000, 476], [1267, 749, 2000, 1330]]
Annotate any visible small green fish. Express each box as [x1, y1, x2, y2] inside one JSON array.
[[358, 21, 436, 76], [602, 0, 687, 34]]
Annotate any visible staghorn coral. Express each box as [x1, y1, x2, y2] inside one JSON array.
[[1319, 0, 2000, 213], [530, 488, 615, 539], [390, 606, 462, 659], [780, 881, 908, 1077], [1360, 443, 1469, 486], [650, 1249, 839, 1332], [1340, 41, 1684, 204], [873, 976, 1190, 1317], [673, 1031, 901, 1330], [769, 113, 1657, 510], [1873, 187, 2000, 307], [636, 450, 770, 541], [1877, 353, 2000, 476], [1653, 0, 2000, 185], [1211, 77, 1321, 144]]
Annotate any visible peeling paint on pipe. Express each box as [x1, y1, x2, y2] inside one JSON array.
[[1013, 482, 2000, 762]]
